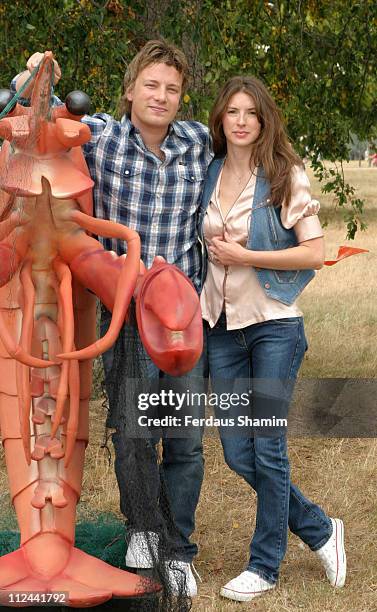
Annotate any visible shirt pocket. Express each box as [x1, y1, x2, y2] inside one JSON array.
[[102, 159, 144, 199], [103, 160, 143, 180], [273, 269, 300, 284], [115, 162, 152, 211], [122, 163, 144, 180], [177, 167, 206, 219]]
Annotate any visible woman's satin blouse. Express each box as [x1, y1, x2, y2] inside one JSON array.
[[200, 165, 324, 330]]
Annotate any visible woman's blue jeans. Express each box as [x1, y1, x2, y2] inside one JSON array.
[[207, 314, 332, 584]]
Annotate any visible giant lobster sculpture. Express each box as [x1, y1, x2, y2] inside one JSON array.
[[0, 52, 202, 607]]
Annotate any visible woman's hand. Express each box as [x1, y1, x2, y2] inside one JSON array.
[[208, 232, 324, 270], [209, 231, 249, 266]]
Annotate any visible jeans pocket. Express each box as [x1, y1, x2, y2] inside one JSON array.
[[268, 317, 301, 326]]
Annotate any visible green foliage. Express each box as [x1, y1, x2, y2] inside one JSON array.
[[0, 0, 142, 114], [311, 156, 367, 239], [161, 0, 377, 237], [1, 0, 377, 235]]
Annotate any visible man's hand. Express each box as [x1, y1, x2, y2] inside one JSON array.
[[208, 231, 249, 266], [26, 52, 62, 85], [14, 51, 62, 95]]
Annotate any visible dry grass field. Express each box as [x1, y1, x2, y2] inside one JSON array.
[[0, 161, 376, 611], [301, 161, 377, 378]]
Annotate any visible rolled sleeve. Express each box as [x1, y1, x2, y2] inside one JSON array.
[[294, 215, 324, 242], [281, 165, 323, 243]]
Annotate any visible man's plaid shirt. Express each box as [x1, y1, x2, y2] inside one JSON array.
[[11, 78, 213, 291], [82, 114, 212, 290]]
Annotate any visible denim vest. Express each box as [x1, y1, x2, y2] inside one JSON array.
[[198, 157, 315, 306]]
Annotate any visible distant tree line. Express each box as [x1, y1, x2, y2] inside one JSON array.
[[1, 0, 376, 235]]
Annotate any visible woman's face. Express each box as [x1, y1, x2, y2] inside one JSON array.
[[222, 91, 261, 149]]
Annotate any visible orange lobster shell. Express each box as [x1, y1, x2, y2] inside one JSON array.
[[0, 52, 202, 607]]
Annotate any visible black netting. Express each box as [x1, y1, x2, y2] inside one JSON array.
[[104, 302, 192, 612]]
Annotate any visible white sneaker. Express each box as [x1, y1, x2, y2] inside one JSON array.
[[315, 518, 346, 587], [125, 531, 158, 569], [126, 534, 198, 597], [220, 570, 275, 602], [167, 561, 198, 597]]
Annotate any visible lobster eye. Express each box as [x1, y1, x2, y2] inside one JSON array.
[[0, 89, 14, 115], [65, 91, 91, 116]]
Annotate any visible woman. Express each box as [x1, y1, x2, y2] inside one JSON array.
[[199, 76, 346, 601]]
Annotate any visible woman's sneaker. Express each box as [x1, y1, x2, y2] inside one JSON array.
[[315, 518, 346, 587], [220, 571, 275, 602]]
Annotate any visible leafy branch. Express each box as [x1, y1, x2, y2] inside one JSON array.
[[310, 155, 366, 240]]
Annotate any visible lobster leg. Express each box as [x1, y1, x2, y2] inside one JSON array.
[[0, 211, 25, 241], [0, 276, 55, 370], [64, 352, 80, 467], [0, 224, 53, 367], [0, 313, 52, 368], [58, 210, 140, 361], [18, 260, 35, 464], [44, 259, 80, 466], [15, 361, 31, 461], [50, 257, 74, 439], [0, 193, 30, 286]]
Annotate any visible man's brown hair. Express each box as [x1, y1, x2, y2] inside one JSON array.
[[118, 39, 189, 117]]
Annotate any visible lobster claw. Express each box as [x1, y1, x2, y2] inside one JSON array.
[[136, 260, 203, 376]]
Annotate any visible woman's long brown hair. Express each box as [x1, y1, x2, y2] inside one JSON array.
[[209, 76, 303, 206]]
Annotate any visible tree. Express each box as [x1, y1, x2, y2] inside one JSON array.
[[153, 0, 377, 237], [1, 0, 376, 236]]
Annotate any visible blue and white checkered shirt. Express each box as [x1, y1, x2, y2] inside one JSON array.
[[83, 114, 212, 290], [11, 78, 213, 290]]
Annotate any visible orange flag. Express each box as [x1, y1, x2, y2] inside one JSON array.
[[324, 245, 369, 266]]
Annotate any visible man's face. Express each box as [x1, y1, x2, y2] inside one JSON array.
[[127, 63, 183, 132]]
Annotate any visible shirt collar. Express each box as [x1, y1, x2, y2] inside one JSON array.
[[169, 121, 204, 143], [120, 114, 134, 135], [120, 114, 203, 144]]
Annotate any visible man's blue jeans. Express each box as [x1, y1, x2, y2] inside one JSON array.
[[207, 314, 332, 584], [101, 309, 206, 562]]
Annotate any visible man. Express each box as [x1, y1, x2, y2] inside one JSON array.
[[13, 40, 212, 597]]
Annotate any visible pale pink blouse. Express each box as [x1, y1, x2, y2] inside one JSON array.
[[200, 165, 323, 330]]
